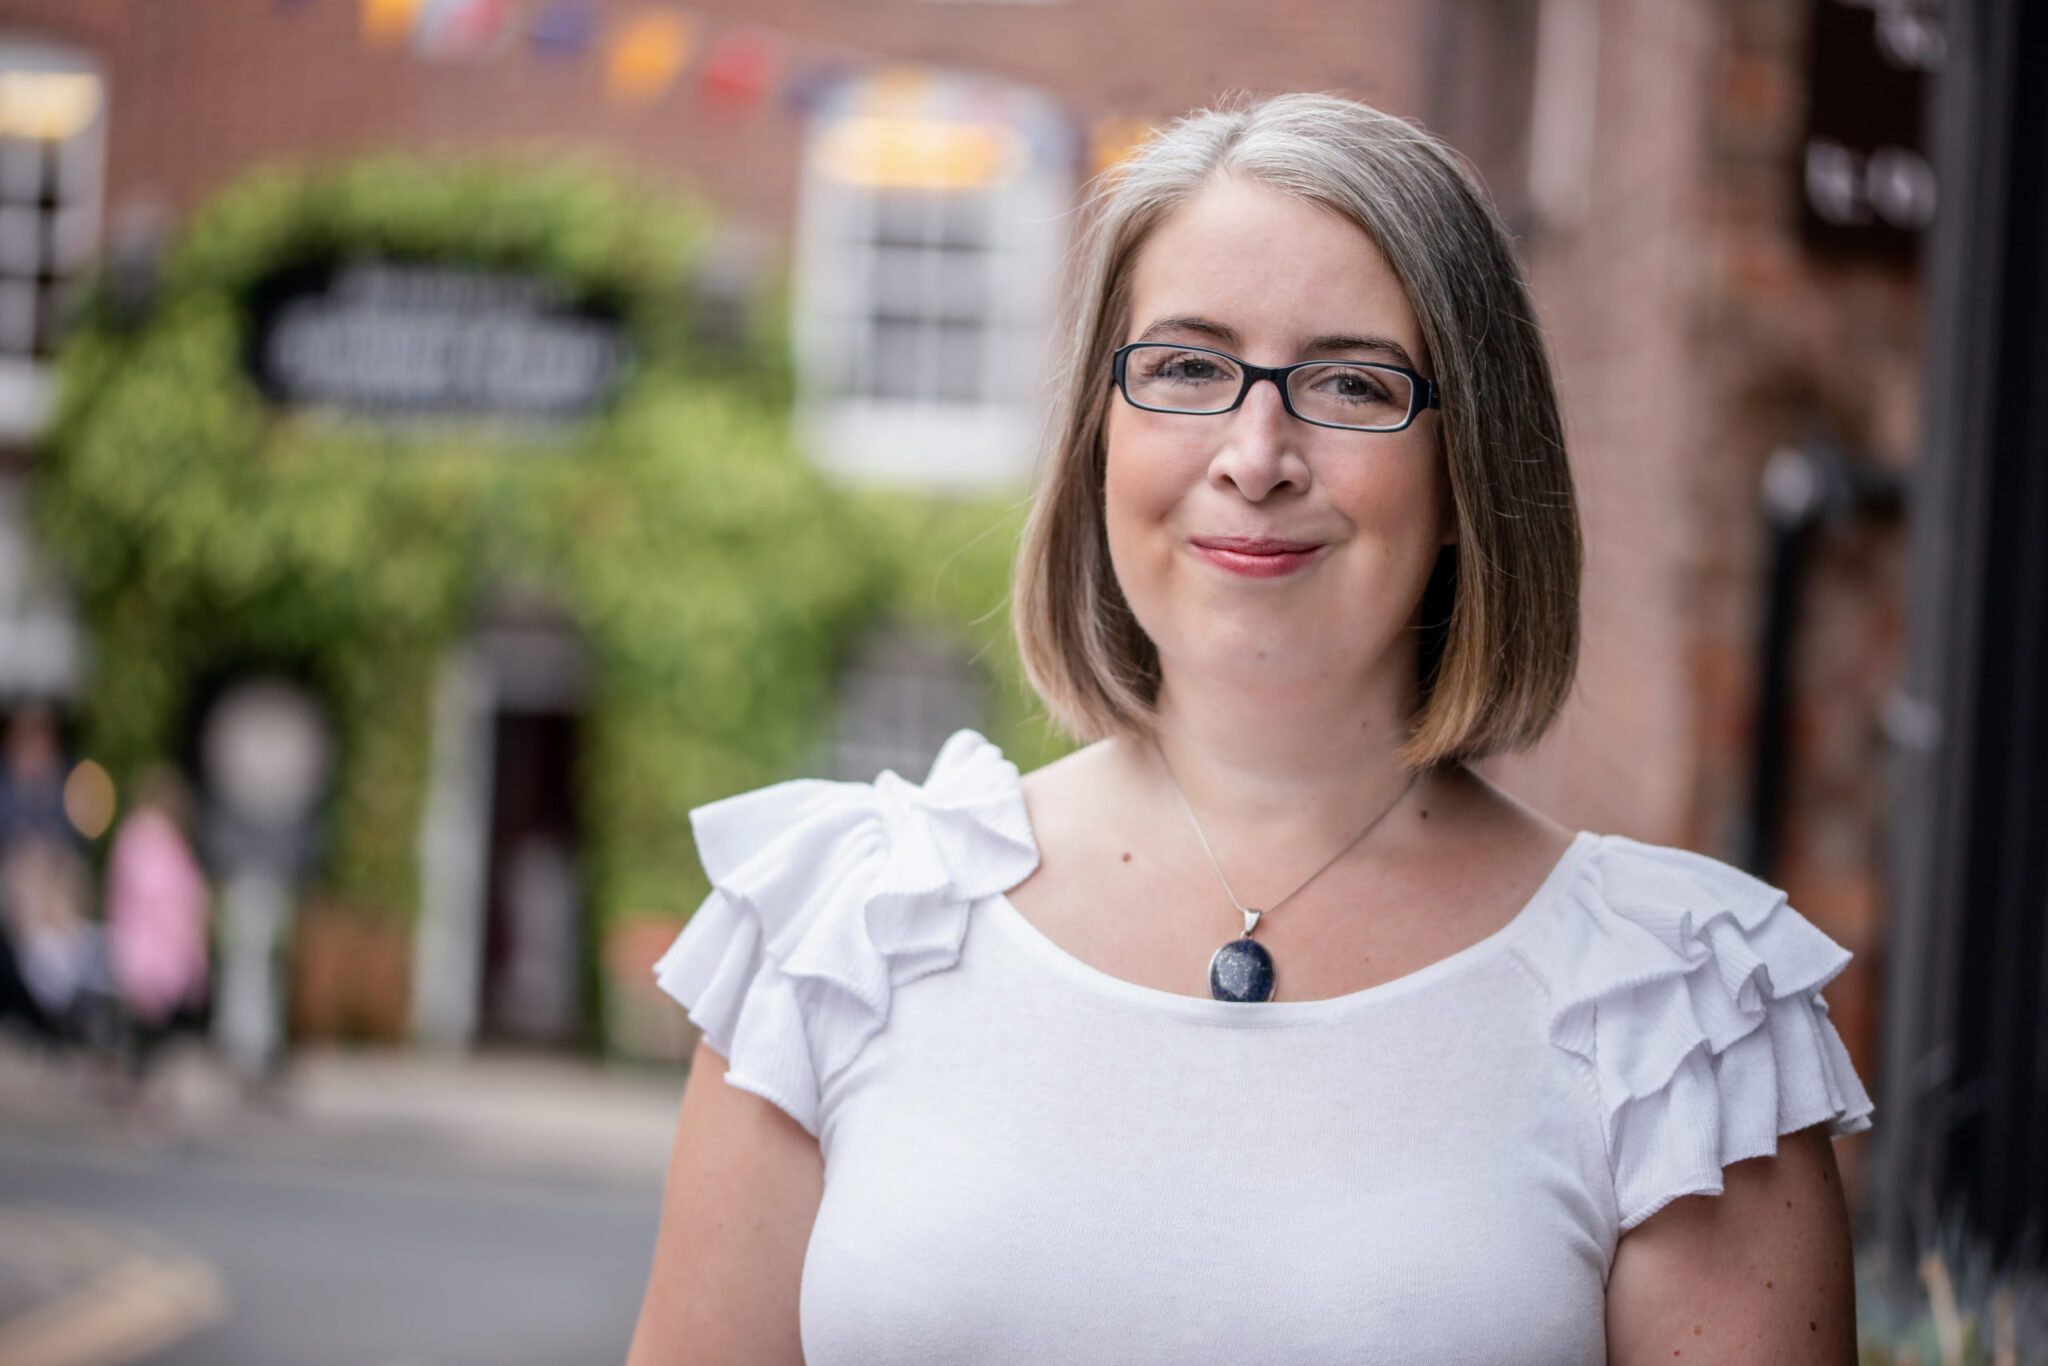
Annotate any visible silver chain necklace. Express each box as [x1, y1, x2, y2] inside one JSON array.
[[1152, 736, 1421, 1003]]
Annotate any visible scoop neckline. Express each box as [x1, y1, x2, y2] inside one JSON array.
[[984, 828, 1600, 1026]]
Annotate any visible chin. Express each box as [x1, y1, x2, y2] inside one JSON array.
[[1158, 624, 1332, 678]]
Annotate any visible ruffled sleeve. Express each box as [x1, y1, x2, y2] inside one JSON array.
[[1521, 833, 1875, 1232], [651, 728, 1039, 1138]]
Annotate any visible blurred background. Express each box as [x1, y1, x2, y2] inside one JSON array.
[[0, 0, 2037, 1361]]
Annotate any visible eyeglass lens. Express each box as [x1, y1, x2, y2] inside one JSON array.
[[1122, 345, 1414, 430]]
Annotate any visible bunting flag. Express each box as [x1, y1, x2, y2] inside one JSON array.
[[602, 10, 700, 103], [605, 9, 696, 103], [527, 0, 596, 59], [695, 28, 780, 112], [361, 0, 424, 46], [412, 0, 522, 62], [779, 55, 853, 117], [325, 0, 1114, 180]]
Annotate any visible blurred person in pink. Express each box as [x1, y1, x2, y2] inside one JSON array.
[[105, 765, 213, 1079]]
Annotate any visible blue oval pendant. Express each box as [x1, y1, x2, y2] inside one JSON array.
[[1208, 935, 1276, 1002]]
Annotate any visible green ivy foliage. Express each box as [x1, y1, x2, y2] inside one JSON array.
[[32, 155, 1067, 992]]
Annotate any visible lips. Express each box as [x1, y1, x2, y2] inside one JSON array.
[[1189, 536, 1324, 554], [1188, 535, 1326, 579]]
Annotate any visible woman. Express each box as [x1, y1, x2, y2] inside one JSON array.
[[105, 765, 212, 1092], [628, 92, 1872, 1364]]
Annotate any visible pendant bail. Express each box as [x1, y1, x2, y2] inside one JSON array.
[[1241, 906, 1264, 937]]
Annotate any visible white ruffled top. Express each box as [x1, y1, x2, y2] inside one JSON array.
[[653, 728, 1874, 1364], [654, 728, 1038, 1136]]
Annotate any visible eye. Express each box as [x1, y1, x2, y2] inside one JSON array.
[[1150, 352, 1225, 383], [1327, 369, 1390, 402]]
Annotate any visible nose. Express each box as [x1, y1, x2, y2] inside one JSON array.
[[1210, 373, 1309, 501]]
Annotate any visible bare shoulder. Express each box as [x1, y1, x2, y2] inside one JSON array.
[[1017, 734, 1119, 803]]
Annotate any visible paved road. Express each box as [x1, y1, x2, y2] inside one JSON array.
[[0, 1122, 664, 1365]]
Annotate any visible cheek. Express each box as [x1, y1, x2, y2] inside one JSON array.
[[1101, 410, 1186, 553], [1322, 435, 1449, 539]]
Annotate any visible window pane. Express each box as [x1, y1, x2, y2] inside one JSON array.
[[934, 250, 984, 320], [871, 318, 922, 399], [0, 205, 38, 274], [933, 192, 986, 248], [49, 204, 92, 272], [54, 133, 96, 200], [872, 189, 933, 248], [0, 279, 35, 353], [990, 325, 1046, 402], [935, 321, 983, 401], [870, 244, 931, 314], [0, 138, 41, 203]]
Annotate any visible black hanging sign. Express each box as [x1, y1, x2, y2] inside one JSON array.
[[1798, 0, 1942, 267], [249, 260, 630, 420]]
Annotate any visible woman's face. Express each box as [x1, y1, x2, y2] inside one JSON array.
[[1103, 174, 1453, 703]]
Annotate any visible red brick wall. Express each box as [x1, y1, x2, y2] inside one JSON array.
[[1495, 0, 1725, 846]]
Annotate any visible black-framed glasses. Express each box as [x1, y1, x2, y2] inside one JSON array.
[[1111, 341, 1441, 433]]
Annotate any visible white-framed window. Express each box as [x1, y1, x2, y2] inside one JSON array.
[[0, 39, 105, 440], [794, 71, 1071, 492]]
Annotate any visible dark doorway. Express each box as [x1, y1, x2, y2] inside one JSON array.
[[479, 709, 584, 1049]]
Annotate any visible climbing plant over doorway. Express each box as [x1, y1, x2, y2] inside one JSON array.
[[34, 156, 1060, 1052]]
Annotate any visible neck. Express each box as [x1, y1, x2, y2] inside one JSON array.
[[1138, 659, 1435, 864]]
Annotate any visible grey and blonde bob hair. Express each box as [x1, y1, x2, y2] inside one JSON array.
[[1011, 92, 1582, 773]]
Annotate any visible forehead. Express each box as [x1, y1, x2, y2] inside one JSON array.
[[1124, 175, 1425, 366]]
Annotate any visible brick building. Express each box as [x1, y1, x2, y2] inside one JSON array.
[[0, 0, 1918, 1182]]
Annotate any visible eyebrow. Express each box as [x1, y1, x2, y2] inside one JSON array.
[[1134, 316, 1423, 372]]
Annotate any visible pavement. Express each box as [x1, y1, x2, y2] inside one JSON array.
[[0, 1032, 689, 1366], [0, 1032, 689, 1184]]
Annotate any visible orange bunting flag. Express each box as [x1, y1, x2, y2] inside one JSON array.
[[606, 9, 697, 103], [361, 0, 424, 46]]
